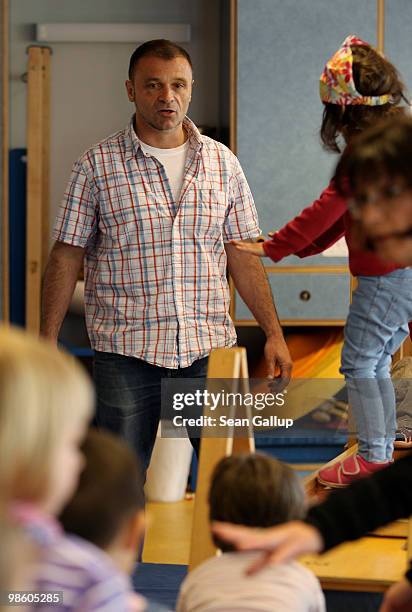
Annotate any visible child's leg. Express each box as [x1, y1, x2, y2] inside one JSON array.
[[377, 378, 397, 461], [342, 379, 387, 461], [342, 270, 412, 462], [375, 269, 412, 454], [376, 325, 410, 460], [341, 276, 406, 462]]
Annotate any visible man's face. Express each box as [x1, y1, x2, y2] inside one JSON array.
[[353, 177, 412, 265], [125, 55, 193, 137]]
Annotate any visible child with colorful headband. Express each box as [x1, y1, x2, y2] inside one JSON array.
[[232, 35, 412, 487]]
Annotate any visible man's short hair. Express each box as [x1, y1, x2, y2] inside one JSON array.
[[128, 39, 193, 79], [209, 453, 305, 552], [59, 429, 145, 550]]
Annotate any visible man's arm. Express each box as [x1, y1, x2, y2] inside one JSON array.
[[41, 241, 86, 342], [225, 241, 292, 383]]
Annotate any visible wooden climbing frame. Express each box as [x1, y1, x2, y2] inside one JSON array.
[[26, 45, 51, 333], [189, 347, 254, 570]]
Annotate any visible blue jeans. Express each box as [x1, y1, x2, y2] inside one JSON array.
[[93, 351, 208, 475], [340, 270, 412, 462]]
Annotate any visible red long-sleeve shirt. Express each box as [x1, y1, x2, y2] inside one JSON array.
[[262, 179, 400, 277]]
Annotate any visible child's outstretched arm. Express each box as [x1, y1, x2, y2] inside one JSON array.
[[212, 520, 323, 574], [231, 179, 348, 262]]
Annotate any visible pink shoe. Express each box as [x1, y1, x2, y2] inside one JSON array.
[[317, 454, 391, 488]]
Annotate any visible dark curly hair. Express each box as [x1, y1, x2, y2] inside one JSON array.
[[335, 116, 412, 198], [320, 44, 409, 153]]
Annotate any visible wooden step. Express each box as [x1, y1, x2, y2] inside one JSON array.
[[301, 536, 408, 592]]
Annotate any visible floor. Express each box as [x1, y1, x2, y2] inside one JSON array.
[[144, 496, 194, 565]]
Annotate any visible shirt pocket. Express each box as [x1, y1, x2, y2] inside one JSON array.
[[188, 188, 228, 239]]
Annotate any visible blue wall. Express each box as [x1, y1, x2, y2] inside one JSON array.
[[234, 1, 389, 322], [237, 0, 376, 265]]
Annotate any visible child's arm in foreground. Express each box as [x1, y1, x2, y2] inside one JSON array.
[[213, 453, 412, 574]]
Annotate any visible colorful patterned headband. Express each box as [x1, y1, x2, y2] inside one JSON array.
[[319, 35, 392, 106]]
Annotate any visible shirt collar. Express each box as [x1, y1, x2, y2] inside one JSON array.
[[124, 115, 203, 161]]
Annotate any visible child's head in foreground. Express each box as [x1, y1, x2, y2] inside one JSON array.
[[319, 34, 408, 153], [60, 429, 145, 573], [335, 115, 412, 265], [209, 453, 305, 552], [0, 326, 94, 515]]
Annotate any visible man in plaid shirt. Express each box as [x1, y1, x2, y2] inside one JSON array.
[[41, 40, 291, 472]]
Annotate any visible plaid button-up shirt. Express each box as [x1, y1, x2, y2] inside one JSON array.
[[53, 117, 260, 368]]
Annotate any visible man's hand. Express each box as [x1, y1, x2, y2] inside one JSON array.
[[225, 241, 292, 383], [212, 521, 323, 575], [264, 334, 292, 388], [380, 578, 412, 612], [230, 240, 266, 257]]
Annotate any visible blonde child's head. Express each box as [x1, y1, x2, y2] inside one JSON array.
[[0, 326, 94, 514], [209, 453, 305, 552]]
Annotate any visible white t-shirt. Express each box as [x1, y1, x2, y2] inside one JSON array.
[[139, 139, 189, 203], [177, 552, 325, 612]]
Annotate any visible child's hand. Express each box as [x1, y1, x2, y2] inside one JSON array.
[[380, 578, 412, 612], [212, 521, 323, 574], [230, 240, 266, 257]]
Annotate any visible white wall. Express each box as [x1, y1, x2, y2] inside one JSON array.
[[9, 0, 221, 229]]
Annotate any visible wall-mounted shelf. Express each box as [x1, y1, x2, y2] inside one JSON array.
[[35, 22, 191, 43]]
